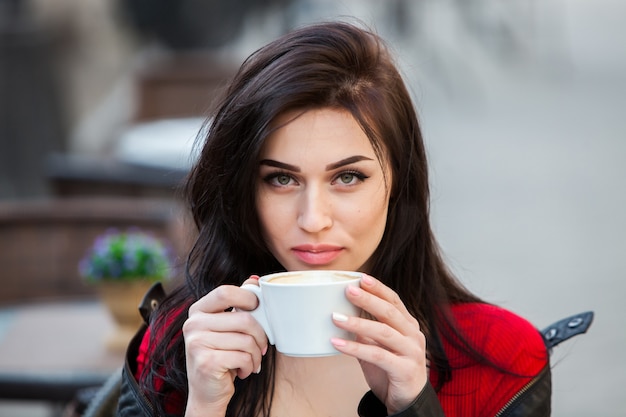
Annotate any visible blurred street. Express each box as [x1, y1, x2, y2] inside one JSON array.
[[400, 2, 626, 416], [1, 0, 624, 416]]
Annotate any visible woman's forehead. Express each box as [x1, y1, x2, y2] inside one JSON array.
[[261, 109, 377, 159]]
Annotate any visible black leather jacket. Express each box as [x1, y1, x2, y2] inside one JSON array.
[[116, 284, 591, 417], [117, 324, 156, 417], [357, 366, 551, 417]]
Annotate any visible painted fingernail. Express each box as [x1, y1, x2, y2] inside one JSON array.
[[250, 275, 260, 280], [331, 338, 347, 347], [361, 275, 374, 286], [332, 312, 349, 322], [348, 286, 361, 296]]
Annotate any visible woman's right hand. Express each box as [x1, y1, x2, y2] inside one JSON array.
[[183, 277, 268, 416]]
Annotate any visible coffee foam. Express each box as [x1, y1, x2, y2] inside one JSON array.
[[267, 272, 357, 284]]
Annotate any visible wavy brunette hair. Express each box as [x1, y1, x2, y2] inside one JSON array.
[[141, 21, 483, 417]]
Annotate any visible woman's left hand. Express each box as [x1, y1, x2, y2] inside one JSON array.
[[331, 274, 428, 415]]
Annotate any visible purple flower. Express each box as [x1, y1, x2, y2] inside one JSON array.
[[79, 228, 174, 282]]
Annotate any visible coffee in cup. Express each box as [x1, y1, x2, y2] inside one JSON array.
[[267, 272, 354, 285], [240, 270, 361, 357]]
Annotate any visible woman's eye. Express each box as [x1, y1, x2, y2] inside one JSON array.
[[339, 173, 357, 184], [334, 171, 368, 186], [264, 172, 295, 187], [276, 174, 291, 185]]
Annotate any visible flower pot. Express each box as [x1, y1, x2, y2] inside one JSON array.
[[97, 280, 154, 352]]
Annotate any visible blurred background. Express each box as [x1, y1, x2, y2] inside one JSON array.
[[0, 0, 624, 415]]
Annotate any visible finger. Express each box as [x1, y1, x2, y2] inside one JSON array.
[[184, 312, 267, 354], [359, 275, 415, 322], [189, 345, 259, 381], [330, 336, 403, 374], [332, 313, 417, 356], [242, 275, 261, 286], [345, 285, 419, 336], [189, 285, 259, 315], [191, 331, 265, 376], [333, 309, 426, 357], [184, 311, 268, 357], [330, 333, 426, 391], [199, 330, 263, 355], [183, 311, 268, 352]]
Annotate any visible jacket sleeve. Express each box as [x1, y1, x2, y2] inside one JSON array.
[[358, 382, 445, 417]]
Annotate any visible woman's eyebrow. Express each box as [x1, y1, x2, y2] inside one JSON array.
[[259, 159, 300, 172], [325, 155, 373, 171], [259, 155, 373, 172]]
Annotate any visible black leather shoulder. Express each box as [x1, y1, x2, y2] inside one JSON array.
[[138, 282, 167, 324], [116, 282, 167, 416], [498, 365, 551, 417], [540, 311, 594, 350], [116, 363, 156, 417], [116, 325, 156, 417]]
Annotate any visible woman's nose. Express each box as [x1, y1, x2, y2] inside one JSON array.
[[297, 186, 333, 233]]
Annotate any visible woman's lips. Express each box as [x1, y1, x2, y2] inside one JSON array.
[[291, 245, 343, 265]]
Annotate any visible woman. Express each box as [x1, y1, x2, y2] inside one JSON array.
[[117, 21, 550, 417]]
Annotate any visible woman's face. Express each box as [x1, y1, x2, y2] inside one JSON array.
[[256, 108, 392, 273]]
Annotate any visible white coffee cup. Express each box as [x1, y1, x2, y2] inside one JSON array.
[[241, 270, 362, 357]]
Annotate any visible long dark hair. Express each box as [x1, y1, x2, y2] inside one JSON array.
[[141, 20, 484, 417]]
